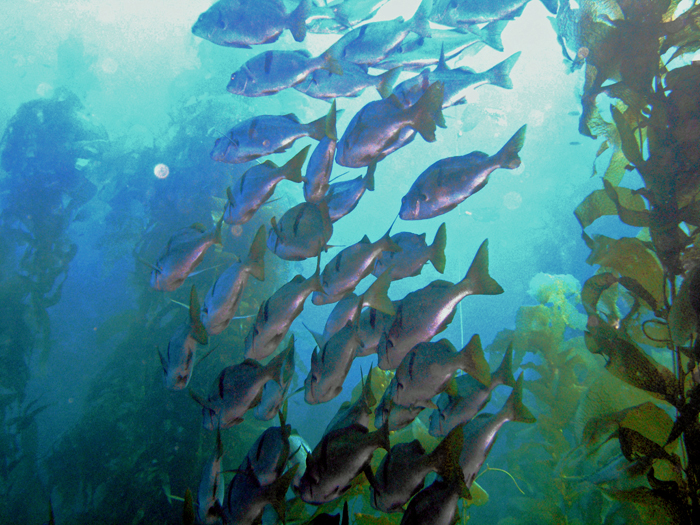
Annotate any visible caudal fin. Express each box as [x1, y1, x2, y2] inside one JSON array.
[[460, 240, 504, 296], [430, 222, 447, 274], [279, 145, 310, 183], [266, 464, 299, 523], [376, 67, 402, 99], [429, 423, 465, 480], [503, 374, 536, 424], [410, 81, 446, 143], [362, 267, 395, 316], [288, 0, 310, 42], [485, 52, 520, 90], [492, 342, 516, 388], [457, 334, 491, 387], [246, 225, 267, 281], [495, 125, 526, 169], [189, 285, 209, 345]]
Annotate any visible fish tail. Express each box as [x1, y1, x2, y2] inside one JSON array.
[[460, 240, 504, 296], [288, 0, 310, 43], [322, 46, 344, 76], [376, 67, 401, 99], [246, 225, 267, 281], [360, 366, 377, 410], [363, 268, 395, 316], [213, 215, 224, 246], [266, 336, 296, 383], [280, 145, 309, 183], [457, 334, 491, 387], [189, 285, 209, 345], [364, 162, 376, 191], [309, 255, 324, 292], [493, 342, 516, 388], [410, 81, 446, 142], [374, 420, 392, 452], [429, 423, 465, 481], [325, 99, 338, 141], [486, 52, 520, 90], [465, 20, 507, 52], [265, 463, 299, 523], [430, 222, 447, 274], [495, 125, 527, 169], [504, 374, 536, 424], [411, 0, 432, 38], [308, 110, 331, 141]]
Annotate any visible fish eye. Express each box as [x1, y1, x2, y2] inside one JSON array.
[[419, 192, 429, 202]]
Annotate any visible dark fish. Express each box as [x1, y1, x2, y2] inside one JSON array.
[[323, 163, 376, 223], [159, 285, 208, 391], [244, 261, 321, 360], [399, 125, 526, 220], [253, 337, 296, 421], [242, 409, 291, 486], [197, 430, 225, 525], [191, 0, 310, 48], [377, 240, 503, 370], [308, 501, 349, 525], [150, 218, 223, 291], [295, 63, 401, 101], [429, 343, 515, 437], [312, 224, 401, 305], [373, 222, 447, 281], [374, 386, 424, 431], [459, 374, 535, 487], [304, 101, 337, 204], [336, 81, 446, 168], [223, 146, 309, 226], [371, 426, 463, 513], [391, 336, 491, 410], [398, 476, 468, 525], [393, 50, 521, 109], [227, 47, 342, 97], [325, 368, 377, 434], [299, 423, 390, 505], [200, 225, 266, 335], [267, 201, 333, 261], [211, 111, 329, 165]]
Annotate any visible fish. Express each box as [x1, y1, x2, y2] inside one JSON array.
[[459, 374, 536, 488], [267, 200, 333, 261], [303, 101, 337, 204], [150, 217, 223, 291], [191, 0, 311, 48], [193, 339, 293, 429], [226, 46, 342, 97], [324, 368, 377, 434], [304, 321, 363, 404], [393, 49, 521, 109], [373, 222, 447, 281], [329, 0, 431, 66], [211, 110, 330, 164], [430, 0, 533, 26], [391, 336, 490, 410], [244, 260, 322, 360], [224, 463, 298, 525], [321, 0, 392, 29], [398, 475, 469, 525], [335, 81, 446, 168], [295, 63, 401, 101], [399, 125, 526, 221], [253, 337, 296, 421], [197, 430, 225, 525], [323, 163, 376, 223], [242, 408, 291, 486], [308, 501, 349, 525], [223, 146, 309, 226], [288, 433, 312, 490], [356, 303, 396, 357], [377, 240, 503, 370], [200, 225, 266, 335], [371, 426, 463, 513], [298, 423, 390, 505], [321, 267, 395, 341], [159, 285, 208, 391], [429, 342, 515, 437], [312, 223, 401, 305], [374, 384, 424, 431]]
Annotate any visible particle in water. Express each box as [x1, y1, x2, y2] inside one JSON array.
[[154, 163, 170, 179], [503, 191, 522, 210]]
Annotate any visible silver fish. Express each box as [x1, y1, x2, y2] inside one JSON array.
[[303, 101, 337, 204], [226, 47, 342, 97], [200, 225, 266, 335], [159, 285, 208, 391], [295, 63, 401, 101], [223, 146, 308, 226], [429, 343, 515, 437], [312, 224, 401, 305], [150, 218, 223, 291], [298, 423, 390, 505], [377, 240, 503, 370], [211, 111, 329, 164], [267, 201, 333, 261], [244, 262, 322, 360], [391, 336, 491, 409], [459, 374, 535, 488], [393, 50, 521, 109], [253, 337, 296, 421], [323, 163, 375, 223], [191, 0, 310, 48], [335, 81, 446, 168], [373, 222, 447, 281], [324, 368, 377, 435], [197, 430, 225, 525], [399, 125, 526, 220]]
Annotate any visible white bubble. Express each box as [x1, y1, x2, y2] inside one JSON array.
[[101, 58, 119, 74], [528, 109, 545, 126], [154, 163, 170, 179], [503, 191, 522, 210], [36, 83, 53, 97]]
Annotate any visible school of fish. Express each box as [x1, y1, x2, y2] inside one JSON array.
[[152, 0, 548, 523]]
